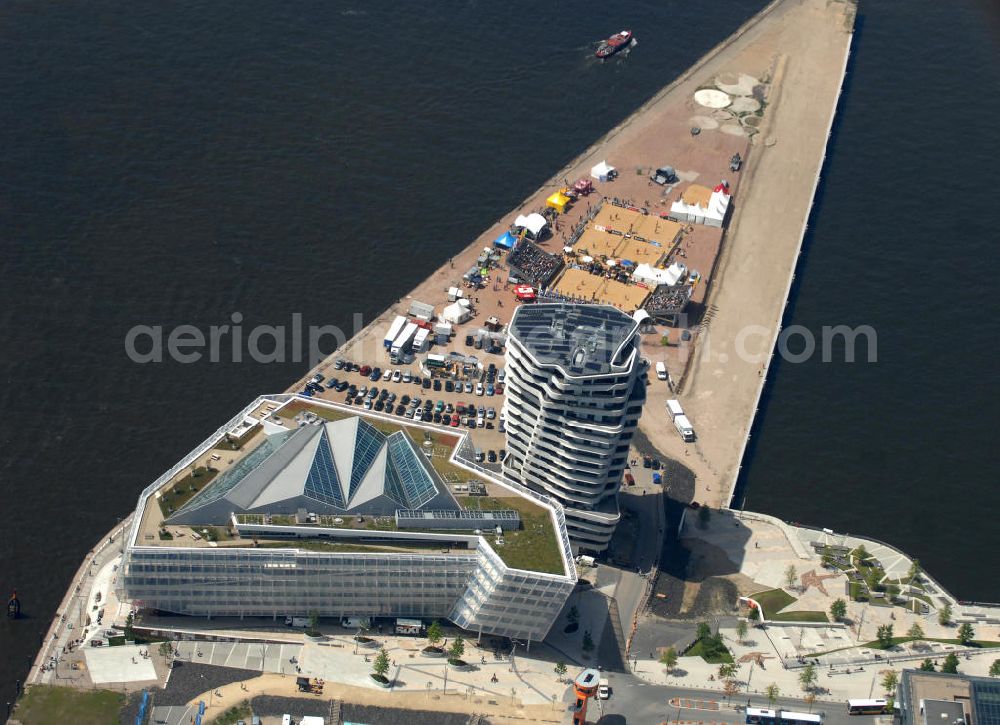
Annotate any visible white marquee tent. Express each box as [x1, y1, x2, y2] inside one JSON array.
[[590, 161, 615, 182]]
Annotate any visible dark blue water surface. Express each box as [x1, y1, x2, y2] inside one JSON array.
[[0, 0, 997, 700]]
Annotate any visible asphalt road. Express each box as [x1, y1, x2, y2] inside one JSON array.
[[591, 677, 884, 725]]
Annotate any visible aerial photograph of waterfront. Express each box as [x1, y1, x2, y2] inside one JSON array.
[[2, 0, 998, 723]]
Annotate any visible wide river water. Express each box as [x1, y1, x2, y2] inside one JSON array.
[[1, 0, 998, 699]]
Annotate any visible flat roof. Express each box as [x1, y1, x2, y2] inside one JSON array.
[[136, 399, 571, 576], [508, 302, 638, 376]]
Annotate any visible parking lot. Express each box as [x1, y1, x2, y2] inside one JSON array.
[[297, 356, 510, 464]]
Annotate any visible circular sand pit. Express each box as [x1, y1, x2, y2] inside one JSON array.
[[741, 115, 762, 129], [720, 124, 746, 137], [730, 96, 761, 114], [715, 73, 759, 96], [712, 109, 735, 122], [694, 89, 731, 109], [689, 115, 720, 130]]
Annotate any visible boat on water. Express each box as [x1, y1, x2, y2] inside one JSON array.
[[595, 30, 633, 59]]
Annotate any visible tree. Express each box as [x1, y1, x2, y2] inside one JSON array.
[[886, 584, 901, 602], [308, 611, 320, 630], [942, 653, 960, 674], [718, 662, 738, 680], [958, 622, 975, 645], [989, 659, 1000, 678], [736, 619, 749, 644], [908, 559, 922, 581], [938, 602, 953, 626], [124, 612, 135, 641], [660, 647, 679, 673], [567, 605, 579, 625], [372, 647, 391, 679], [696, 622, 712, 641], [723, 678, 740, 704], [821, 553, 835, 570], [803, 692, 817, 713], [784, 565, 798, 590], [426, 620, 443, 648], [907, 622, 925, 640], [919, 659, 936, 672], [554, 661, 568, 680], [799, 663, 817, 692], [698, 506, 711, 529], [582, 631, 595, 652], [830, 598, 848, 622], [765, 683, 780, 708], [448, 636, 466, 662], [882, 670, 899, 696], [855, 545, 869, 564], [876, 624, 895, 649]]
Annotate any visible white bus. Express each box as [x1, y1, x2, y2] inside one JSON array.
[[746, 708, 822, 725], [847, 699, 890, 715]]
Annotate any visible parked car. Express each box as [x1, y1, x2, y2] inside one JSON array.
[[311, 373, 325, 384], [486, 407, 496, 419], [359, 365, 371, 376], [334, 359, 346, 370], [392, 369, 402, 382], [433, 379, 441, 391], [497, 369, 506, 382], [464, 382, 473, 394], [325, 377, 339, 388], [401, 395, 410, 406], [402, 371, 412, 383], [465, 335, 474, 346], [475, 383, 484, 396], [374, 401, 384, 412], [450, 416, 459, 427], [369, 368, 381, 381], [486, 384, 495, 396], [442, 414, 451, 425], [382, 369, 392, 381], [422, 379, 431, 390], [396, 405, 406, 415], [445, 380, 454, 392], [487, 450, 497, 463]]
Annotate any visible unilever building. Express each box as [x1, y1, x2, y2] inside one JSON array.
[[117, 395, 576, 643]]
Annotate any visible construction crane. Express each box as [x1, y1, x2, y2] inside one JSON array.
[[568, 668, 601, 724]]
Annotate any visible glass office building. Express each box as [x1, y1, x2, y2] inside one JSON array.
[[117, 395, 576, 643]]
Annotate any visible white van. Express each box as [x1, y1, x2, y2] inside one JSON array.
[[666, 399, 684, 419], [655, 361, 667, 381], [673, 414, 695, 442]]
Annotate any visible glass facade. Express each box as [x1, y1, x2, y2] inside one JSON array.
[[120, 540, 573, 641], [120, 394, 577, 642]]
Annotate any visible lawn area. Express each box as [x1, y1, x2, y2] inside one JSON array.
[[686, 637, 734, 664], [466, 496, 565, 575], [158, 466, 219, 518], [15, 686, 124, 725], [751, 589, 797, 617], [770, 610, 829, 623]]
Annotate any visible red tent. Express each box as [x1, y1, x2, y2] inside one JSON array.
[[573, 178, 594, 196]]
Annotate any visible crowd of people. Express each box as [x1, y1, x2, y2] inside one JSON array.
[[645, 283, 692, 315], [506, 241, 563, 287]]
